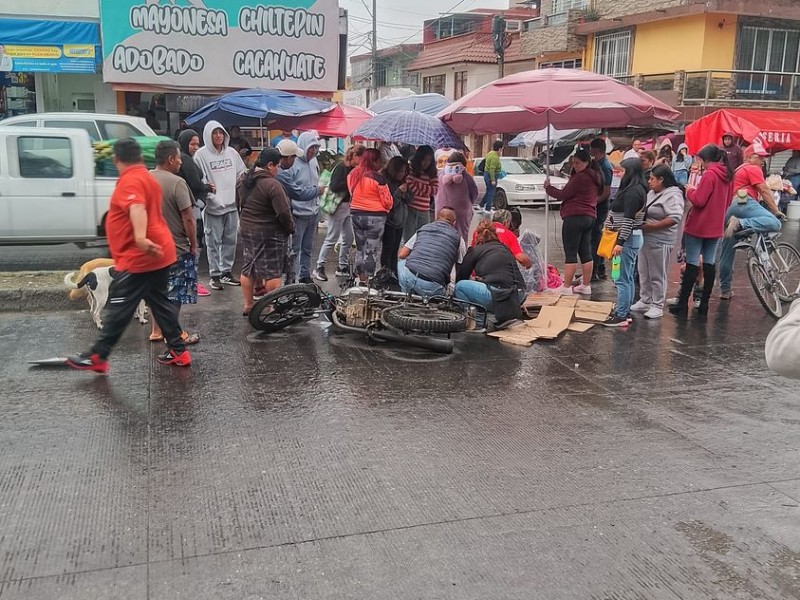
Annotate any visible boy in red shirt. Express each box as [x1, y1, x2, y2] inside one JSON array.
[[67, 139, 191, 373], [718, 145, 783, 299]]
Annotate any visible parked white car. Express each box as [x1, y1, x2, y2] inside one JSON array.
[[0, 127, 116, 244], [473, 157, 569, 209], [0, 112, 155, 142]]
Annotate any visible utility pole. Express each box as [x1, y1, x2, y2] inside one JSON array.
[[492, 15, 506, 79], [371, 0, 378, 105]]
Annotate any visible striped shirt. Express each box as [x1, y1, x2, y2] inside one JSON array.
[[407, 173, 439, 212], [607, 183, 647, 244]]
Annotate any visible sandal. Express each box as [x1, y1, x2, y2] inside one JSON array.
[[149, 333, 164, 342], [180, 331, 200, 345]]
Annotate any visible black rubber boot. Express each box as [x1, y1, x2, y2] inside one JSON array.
[[669, 263, 699, 316], [697, 263, 716, 316]]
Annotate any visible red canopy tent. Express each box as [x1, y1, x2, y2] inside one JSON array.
[[685, 108, 800, 155]]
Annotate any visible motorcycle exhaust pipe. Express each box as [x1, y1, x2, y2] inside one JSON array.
[[368, 329, 454, 354]]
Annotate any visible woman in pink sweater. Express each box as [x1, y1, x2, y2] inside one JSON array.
[[404, 145, 439, 240], [670, 144, 733, 316], [434, 152, 479, 242]]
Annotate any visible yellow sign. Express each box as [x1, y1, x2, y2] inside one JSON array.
[[5, 45, 62, 59], [64, 45, 96, 59]]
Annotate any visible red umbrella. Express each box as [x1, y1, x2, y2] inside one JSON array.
[[684, 108, 800, 155], [437, 69, 681, 266], [271, 104, 374, 138], [437, 69, 680, 134]]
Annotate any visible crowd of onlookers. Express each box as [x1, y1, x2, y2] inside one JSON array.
[[170, 122, 792, 330], [63, 125, 800, 372], [544, 131, 789, 326]]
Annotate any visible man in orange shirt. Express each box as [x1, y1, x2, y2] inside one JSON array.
[[67, 139, 191, 373]]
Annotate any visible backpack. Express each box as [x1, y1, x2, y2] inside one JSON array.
[[477, 159, 486, 174]]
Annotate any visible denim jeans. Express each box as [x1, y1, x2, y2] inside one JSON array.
[[480, 173, 497, 211], [397, 259, 445, 297], [613, 230, 643, 318], [718, 197, 782, 292], [684, 234, 721, 267], [292, 213, 320, 280], [454, 279, 526, 309], [316, 202, 353, 270]]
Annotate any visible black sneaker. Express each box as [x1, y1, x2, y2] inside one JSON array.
[[209, 276, 224, 290], [313, 266, 328, 282], [603, 314, 631, 328], [220, 273, 241, 286], [66, 352, 109, 374], [299, 276, 314, 284], [335, 265, 350, 277]]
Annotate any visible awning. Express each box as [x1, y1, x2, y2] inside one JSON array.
[[0, 18, 100, 74], [685, 108, 800, 155]]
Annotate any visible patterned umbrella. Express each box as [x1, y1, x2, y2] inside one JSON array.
[[353, 110, 464, 149], [369, 93, 452, 116]]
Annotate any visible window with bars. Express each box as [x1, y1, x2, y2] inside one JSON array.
[[454, 71, 468, 99], [540, 58, 583, 69], [735, 25, 800, 96], [593, 30, 632, 77], [423, 74, 447, 95]]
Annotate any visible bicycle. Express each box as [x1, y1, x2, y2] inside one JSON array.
[[733, 229, 800, 319]]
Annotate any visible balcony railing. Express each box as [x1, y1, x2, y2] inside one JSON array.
[[616, 69, 800, 108]]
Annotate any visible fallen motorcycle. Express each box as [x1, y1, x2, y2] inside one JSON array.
[[248, 283, 482, 354]]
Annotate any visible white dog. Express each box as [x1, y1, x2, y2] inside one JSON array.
[[64, 266, 148, 329]]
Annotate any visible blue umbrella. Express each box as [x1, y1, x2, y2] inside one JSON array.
[[185, 89, 334, 129], [353, 111, 464, 149], [369, 93, 452, 116]]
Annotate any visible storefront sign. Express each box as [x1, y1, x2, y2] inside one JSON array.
[[100, 0, 340, 91], [0, 19, 100, 74]]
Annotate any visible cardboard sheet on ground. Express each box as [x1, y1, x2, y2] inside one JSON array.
[[574, 300, 614, 322], [491, 295, 612, 346], [523, 293, 561, 308], [489, 306, 575, 346]]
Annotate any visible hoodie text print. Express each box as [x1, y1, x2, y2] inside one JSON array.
[[193, 120, 247, 216]]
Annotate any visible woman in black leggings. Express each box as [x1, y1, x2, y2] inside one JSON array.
[[545, 149, 602, 295]]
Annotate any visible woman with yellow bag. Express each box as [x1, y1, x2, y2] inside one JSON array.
[[603, 158, 648, 327]]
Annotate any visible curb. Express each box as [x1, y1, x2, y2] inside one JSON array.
[[0, 287, 81, 313]]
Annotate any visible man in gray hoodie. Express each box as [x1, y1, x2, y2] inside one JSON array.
[[276, 131, 323, 283], [193, 120, 246, 290]]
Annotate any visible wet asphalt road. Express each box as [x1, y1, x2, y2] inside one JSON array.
[[1, 210, 800, 599]]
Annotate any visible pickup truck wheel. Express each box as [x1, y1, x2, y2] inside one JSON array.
[[493, 189, 509, 209]]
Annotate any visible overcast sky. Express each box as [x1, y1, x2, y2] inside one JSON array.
[[341, 0, 514, 59]]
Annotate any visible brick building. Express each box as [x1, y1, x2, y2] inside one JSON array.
[[406, 6, 540, 154]]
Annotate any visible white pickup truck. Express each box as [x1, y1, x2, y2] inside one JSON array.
[[0, 127, 117, 245]]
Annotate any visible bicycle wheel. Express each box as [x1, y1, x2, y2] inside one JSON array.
[[772, 242, 800, 302], [747, 252, 782, 319], [382, 304, 467, 334], [249, 284, 321, 332]]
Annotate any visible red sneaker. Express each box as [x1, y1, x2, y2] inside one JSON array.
[[156, 349, 192, 367], [66, 352, 109, 374], [197, 283, 211, 297]]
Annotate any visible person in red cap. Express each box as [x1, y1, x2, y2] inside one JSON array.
[[721, 132, 744, 171], [718, 143, 784, 299]]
